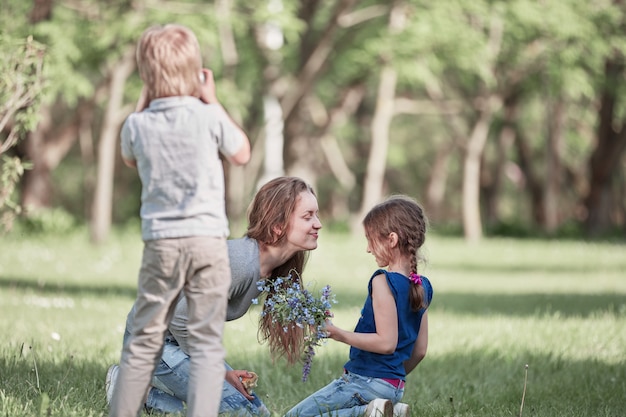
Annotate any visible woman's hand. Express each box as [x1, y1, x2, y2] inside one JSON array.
[[225, 369, 255, 400]]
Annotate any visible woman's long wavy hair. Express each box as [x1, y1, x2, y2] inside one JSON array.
[[247, 176, 316, 364]]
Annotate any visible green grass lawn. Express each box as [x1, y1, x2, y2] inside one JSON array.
[[0, 229, 624, 416]]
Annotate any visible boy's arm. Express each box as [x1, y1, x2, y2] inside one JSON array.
[[199, 69, 251, 166], [135, 85, 149, 112], [122, 157, 137, 168], [225, 134, 251, 166], [404, 311, 428, 375], [120, 120, 137, 168]]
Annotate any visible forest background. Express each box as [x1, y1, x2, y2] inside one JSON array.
[[1, 2, 625, 416], [2, 0, 626, 241]]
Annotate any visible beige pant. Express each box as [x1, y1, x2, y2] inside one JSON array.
[[110, 236, 231, 417]]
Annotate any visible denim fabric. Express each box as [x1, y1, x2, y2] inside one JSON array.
[[145, 340, 269, 417], [283, 370, 403, 417]]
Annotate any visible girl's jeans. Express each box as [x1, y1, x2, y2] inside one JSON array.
[[283, 370, 404, 417], [146, 339, 270, 417]]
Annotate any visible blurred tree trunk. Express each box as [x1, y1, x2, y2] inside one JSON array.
[[283, 0, 358, 186], [483, 98, 517, 228], [357, 65, 396, 222], [462, 13, 503, 242], [424, 142, 454, 223], [308, 84, 364, 221], [423, 79, 466, 225], [356, 2, 406, 225], [584, 57, 626, 236], [17, 0, 73, 213], [19, 104, 79, 211], [30, 0, 52, 22], [77, 98, 97, 222], [216, 0, 249, 227], [462, 94, 500, 242], [90, 47, 135, 244], [544, 96, 565, 234], [514, 126, 545, 226]]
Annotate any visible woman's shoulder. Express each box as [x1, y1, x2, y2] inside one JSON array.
[[227, 236, 258, 254], [227, 237, 260, 281]]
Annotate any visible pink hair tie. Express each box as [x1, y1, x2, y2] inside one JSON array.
[[409, 272, 422, 286]]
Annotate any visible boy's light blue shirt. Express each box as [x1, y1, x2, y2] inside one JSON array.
[[120, 96, 244, 241]]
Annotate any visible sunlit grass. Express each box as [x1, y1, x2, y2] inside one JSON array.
[[0, 230, 624, 416]]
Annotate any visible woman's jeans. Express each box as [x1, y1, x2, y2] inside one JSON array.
[[283, 370, 404, 417], [146, 339, 270, 417]]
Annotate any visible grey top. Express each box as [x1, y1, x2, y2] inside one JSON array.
[[125, 237, 262, 355], [120, 96, 245, 241]]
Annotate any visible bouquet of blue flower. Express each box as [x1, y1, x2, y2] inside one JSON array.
[[254, 270, 336, 382]]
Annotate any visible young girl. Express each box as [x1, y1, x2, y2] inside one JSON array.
[[284, 195, 433, 417]]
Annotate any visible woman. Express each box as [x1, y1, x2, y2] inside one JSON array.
[[106, 176, 322, 416]]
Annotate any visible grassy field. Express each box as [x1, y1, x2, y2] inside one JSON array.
[[0, 229, 624, 416]]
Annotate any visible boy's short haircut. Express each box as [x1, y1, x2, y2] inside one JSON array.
[[137, 24, 202, 101]]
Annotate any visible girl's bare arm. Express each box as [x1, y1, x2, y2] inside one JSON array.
[[326, 274, 398, 354], [404, 311, 428, 375]]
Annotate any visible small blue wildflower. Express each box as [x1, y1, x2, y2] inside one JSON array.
[[257, 269, 336, 382]]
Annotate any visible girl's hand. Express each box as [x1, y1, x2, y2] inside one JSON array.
[[199, 68, 218, 104], [225, 369, 255, 400], [324, 274, 398, 353], [323, 319, 340, 340]]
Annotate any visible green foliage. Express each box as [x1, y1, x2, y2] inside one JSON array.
[[0, 33, 45, 233], [0, 35, 46, 138], [2, 0, 625, 236], [0, 156, 32, 232], [14, 207, 77, 236]]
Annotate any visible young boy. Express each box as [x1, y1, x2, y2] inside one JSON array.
[[109, 24, 250, 417]]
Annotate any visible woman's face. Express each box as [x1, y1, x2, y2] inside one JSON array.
[[285, 191, 322, 251]]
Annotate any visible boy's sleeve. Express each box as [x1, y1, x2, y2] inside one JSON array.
[[212, 106, 245, 157], [120, 118, 135, 162]]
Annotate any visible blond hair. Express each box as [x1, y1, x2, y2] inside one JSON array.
[[136, 24, 202, 102]]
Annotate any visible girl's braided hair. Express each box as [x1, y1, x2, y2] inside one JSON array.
[[363, 195, 428, 311]]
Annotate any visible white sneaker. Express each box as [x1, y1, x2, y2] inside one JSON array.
[[105, 364, 120, 405], [365, 399, 393, 417], [393, 402, 410, 417]]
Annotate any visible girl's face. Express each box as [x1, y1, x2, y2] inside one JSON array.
[[285, 191, 322, 251], [366, 234, 390, 268]]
